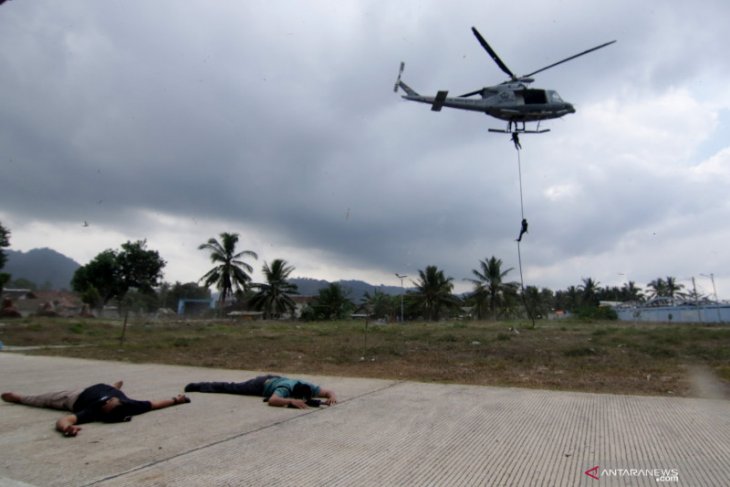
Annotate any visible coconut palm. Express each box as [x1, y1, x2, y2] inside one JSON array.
[[556, 285, 581, 312], [620, 281, 644, 302], [664, 276, 686, 303], [579, 277, 600, 307], [412, 265, 460, 321], [198, 232, 258, 307], [646, 276, 686, 304], [646, 277, 667, 300], [466, 256, 518, 319], [249, 259, 298, 319]]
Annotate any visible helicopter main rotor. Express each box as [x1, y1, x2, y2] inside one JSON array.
[[459, 27, 616, 97]]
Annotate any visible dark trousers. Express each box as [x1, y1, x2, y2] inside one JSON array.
[[197, 375, 280, 396]]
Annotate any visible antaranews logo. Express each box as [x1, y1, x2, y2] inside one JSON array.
[[584, 466, 600, 480], [584, 465, 679, 482]]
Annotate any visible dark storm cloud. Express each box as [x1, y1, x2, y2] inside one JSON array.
[[2, 0, 730, 294]]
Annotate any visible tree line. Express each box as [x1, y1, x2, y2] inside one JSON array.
[[0, 222, 707, 321]]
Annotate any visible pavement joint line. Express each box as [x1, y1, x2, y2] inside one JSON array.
[[81, 379, 406, 486]]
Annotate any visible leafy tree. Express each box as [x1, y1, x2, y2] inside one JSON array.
[[522, 286, 555, 319], [0, 222, 10, 294], [116, 240, 166, 295], [250, 259, 298, 319], [411, 265, 460, 321], [71, 240, 166, 308], [80, 286, 102, 310], [466, 256, 519, 319], [0, 221, 9, 270], [199, 232, 257, 308], [122, 288, 161, 314], [72, 250, 121, 306], [0, 273, 9, 294], [308, 283, 354, 320], [360, 288, 398, 321]]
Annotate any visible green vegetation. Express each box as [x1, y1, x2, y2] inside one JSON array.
[[198, 232, 258, 307], [0, 221, 10, 294], [1, 316, 728, 398], [71, 240, 166, 309]]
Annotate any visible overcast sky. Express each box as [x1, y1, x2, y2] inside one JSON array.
[[2, 0, 729, 297]]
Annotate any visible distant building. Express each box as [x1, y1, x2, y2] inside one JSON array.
[[612, 298, 730, 324], [0, 289, 83, 317], [177, 298, 216, 316]]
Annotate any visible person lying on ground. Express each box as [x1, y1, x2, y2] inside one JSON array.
[[1, 381, 190, 437], [184, 374, 337, 409]]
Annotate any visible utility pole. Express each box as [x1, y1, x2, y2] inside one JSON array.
[[692, 277, 702, 323], [395, 273, 407, 323]]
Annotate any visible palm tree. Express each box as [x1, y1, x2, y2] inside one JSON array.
[[250, 259, 298, 319], [620, 281, 644, 303], [466, 256, 518, 319], [554, 285, 580, 313], [579, 277, 600, 307], [198, 232, 258, 308], [664, 276, 686, 304], [412, 265, 460, 321], [647, 277, 669, 300]]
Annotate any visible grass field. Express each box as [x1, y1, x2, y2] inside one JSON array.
[[1, 316, 729, 398]]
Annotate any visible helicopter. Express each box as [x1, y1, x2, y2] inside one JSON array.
[[394, 27, 615, 133]]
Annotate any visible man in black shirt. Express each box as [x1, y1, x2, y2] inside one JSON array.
[[2, 380, 190, 437]]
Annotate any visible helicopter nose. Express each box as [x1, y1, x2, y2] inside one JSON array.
[[566, 103, 576, 114]]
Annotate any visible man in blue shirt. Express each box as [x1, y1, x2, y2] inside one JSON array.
[[2, 380, 190, 437], [185, 375, 337, 409]]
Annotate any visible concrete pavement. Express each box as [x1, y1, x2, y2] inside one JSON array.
[[0, 353, 728, 486]]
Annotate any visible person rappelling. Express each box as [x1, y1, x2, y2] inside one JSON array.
[[516, 218, 528, 242]]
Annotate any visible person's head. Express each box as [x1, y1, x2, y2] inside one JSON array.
[[97, 396, 134, 422], [99, 396, 120, 413], [292, 382, 312, 400]]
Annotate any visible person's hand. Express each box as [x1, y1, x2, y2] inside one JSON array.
[[288, 399, 308, 409], [173, 394, 191, 405], [62, 424, 81, 437], [320, 389, 338, 405]]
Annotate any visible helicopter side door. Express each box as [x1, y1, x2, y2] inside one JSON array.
[[515, 89, 548, 105]]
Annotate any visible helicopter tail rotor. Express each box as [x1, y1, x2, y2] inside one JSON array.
[[393, 62, 405, 93]]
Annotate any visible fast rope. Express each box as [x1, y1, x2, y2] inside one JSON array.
[[512, 133, 536, 328]]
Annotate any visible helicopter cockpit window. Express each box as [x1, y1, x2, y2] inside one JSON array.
[[550, 91, 564, 102]]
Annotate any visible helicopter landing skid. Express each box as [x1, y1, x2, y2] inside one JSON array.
[[488, 128, 550, 134]]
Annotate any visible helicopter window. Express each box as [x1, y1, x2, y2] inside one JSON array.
[[550, 91, 564, 102], [520, 89, 548, 104]]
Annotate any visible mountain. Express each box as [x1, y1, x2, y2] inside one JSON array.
[[3, 248, 81, 290], [290, 277, 408, 303], [0, 247, 409, 299]]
